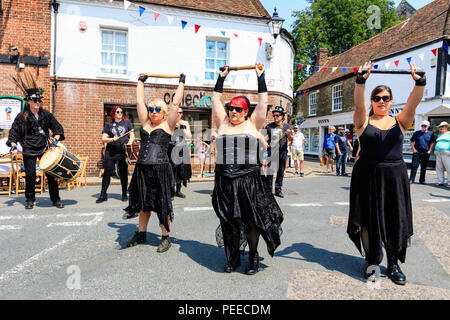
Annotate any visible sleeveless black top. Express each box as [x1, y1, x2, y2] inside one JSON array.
[[137, 128, 172, 165], [358, 118, 404, 161], [215, 134, 260, 178]]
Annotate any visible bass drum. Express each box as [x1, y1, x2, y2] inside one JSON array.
[[39, 146, 82, 181], [125, 141, 141, 165]]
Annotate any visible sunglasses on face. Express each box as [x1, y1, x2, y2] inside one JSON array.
[[227, 106, 244, 113], [116, 110, 123, 114], [273, 114, 283, 118], [178, 112, 183, 114], [148, 106, 162, 113], [29, 98, 42, 103], [372, 95, 391, 103]]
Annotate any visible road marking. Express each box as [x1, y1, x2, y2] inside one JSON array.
[[0, 225, 22, 230], [0, 212, 104, 221], [184, 207, 214, 212], [423, 199, 450, 203], [289, 203, 323, 207], [47, 212, 104, 227], [0, 235, 73, 282], [335, 202, 349, 206]]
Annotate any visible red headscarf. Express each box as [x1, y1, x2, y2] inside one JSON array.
[[229, 96, 249, 110], [110, 106, 127, 123]]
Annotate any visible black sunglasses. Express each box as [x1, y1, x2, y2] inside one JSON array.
[[116, 110, 123, 114], [273, 114, 283, 118], [148, 106, 162, 113], [372, 95, 391, 103], [29, 98, 42, 103], [227, 106, 244, 113]]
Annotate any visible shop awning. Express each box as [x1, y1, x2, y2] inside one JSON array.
[[300, 111, 354, 128], [425, 104, 450, 116]]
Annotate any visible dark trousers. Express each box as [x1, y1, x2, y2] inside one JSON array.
[[410, 151, 430, 183], [23, 154, 60, 203], [267, 151, 288, 193], [336, 151, 347, 175], [101, 152, 128, 194]]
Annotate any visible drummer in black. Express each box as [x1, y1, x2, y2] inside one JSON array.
[[7, 72, 65, 209], [96, 106, 135, 203]]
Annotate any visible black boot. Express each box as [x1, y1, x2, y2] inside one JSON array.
[[175, 183, 186, 198], [157, 236, 171, 253], [25, 200, 34, 210], [387, 256, 406, 285], [96, 191, 107, 203], [126, 231, 146, 247], [245, 251, 260, 275], [121, 193, 128, 202]]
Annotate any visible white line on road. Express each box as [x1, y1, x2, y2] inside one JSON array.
[[0, 235, 73, 282], [289, 203, 323, 207], [184, 207, 214, 212], [47, 212, 104, 227], [335, 202, 349, 206], [0, 212, 104, 221], [423, 199, 450, 203], [0, 225, 22, 230]]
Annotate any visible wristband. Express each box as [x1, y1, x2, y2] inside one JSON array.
[[257, 72, 267, 93], [179, 73, 186, 84], [138, 74, 148, 83], [415, 75, 426, 86], [355, 72, 366, 85], [10, 146, 17, 152], [214, 76, 225, 93]]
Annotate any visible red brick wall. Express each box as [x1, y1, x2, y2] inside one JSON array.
[[0, 0, 52, 102], [54, 78, 293, 176]]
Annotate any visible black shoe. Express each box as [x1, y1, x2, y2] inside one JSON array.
[[336, 172, 340, 176], [245, 252, 260, 275], [419, 181, 426, 185], [126, 231, 146, 247], [363, 261, 378, 282], [387, 262, 406, 285], [96, 192, 107, 203], [157, 237, 171, 253], [52, 200, 64, 209], [224, 262, 241, 273], [342, 173, 348, 177], [121, 194, 128, 202], [275, 191, 284, 198], [122, 211, 138, 220], [409, 180, 414, 184], [25, 200, 34, 210], [175, 191, 186, 198]]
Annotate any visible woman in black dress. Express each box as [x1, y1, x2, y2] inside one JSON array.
[[97, 106, 135, 203], [212, 64, 283, 275], [348, 62, 426, 285], [123, 73, 185, 253]]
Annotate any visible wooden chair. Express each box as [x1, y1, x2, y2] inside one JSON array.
[[0, 154, 14, 196], [14, 154, 46, 195], [67, 155, 88, 190]]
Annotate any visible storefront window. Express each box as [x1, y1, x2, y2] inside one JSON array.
[[104, 105, 141, 139], [302, 128, 310, 152], [310, 127, 319, 153]]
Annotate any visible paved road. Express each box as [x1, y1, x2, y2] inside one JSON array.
[[0, 172, 449, 300]]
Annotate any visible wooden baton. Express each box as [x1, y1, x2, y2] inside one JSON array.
[[139, 73, 180, 79], [219, 65, 264, 72]]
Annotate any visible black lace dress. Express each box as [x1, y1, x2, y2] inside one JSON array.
[[212, 134, 284, 267], [168, 125, 192, 187], [348, 118, 413, 265], [123, 128, 175, 231]]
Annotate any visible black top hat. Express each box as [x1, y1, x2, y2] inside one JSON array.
[[25, 88, 43, 100], [272, 106, 285, 115]]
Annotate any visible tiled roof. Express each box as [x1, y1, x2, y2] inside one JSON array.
[[297, 0, 450, 91], [114, 0, 271, 19]]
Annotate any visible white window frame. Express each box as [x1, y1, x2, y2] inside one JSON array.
[[332, 84, 343, 112], [204, 37, 229, 85], [309, 92, 317, 116], [99, 28, 128, 79]]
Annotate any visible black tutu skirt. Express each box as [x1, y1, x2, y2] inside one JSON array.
[[124, 163, 175, 232], [348, 159, 413, 264], [212, 169, 283, 257]]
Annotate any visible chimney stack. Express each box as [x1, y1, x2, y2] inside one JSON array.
[[317, 48, 329, 66]]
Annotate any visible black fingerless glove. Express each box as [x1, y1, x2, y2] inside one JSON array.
[[50, 138, 59, 148], [179, 73, 186, 84], [415, 74, 426, 86], [214, 75, 225, 93], [10, 146, 17, 153], [355, 72, 366, 85], [138, 74, 148, 83], [258, 72, 267, 93]]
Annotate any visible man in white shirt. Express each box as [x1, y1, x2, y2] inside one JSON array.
[[291, 125, 305, 176]]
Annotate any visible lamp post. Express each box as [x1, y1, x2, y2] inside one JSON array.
[[267, 8, 285, 40]]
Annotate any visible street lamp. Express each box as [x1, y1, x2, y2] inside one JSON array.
[[267, 8, 284, 40]]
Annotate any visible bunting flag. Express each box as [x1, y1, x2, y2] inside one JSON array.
[[258, 38, 262, 47], [124, 0, 131, 10], [231, 74, 237, 85], [431, 48, 438, 56], [181, 20, 187, 30], [332, 67, 337, 73], [233, 33, 239, 38], [298, 64, 303, 70], [221, 31, 226, 36], [194, 76, 200, 83], [167, 15, 174, 24], [153, 11, 160, 21], [353, 67, 358, 74], [315, 66, 319, 72], [139, 6, 145, 16], [394, 60, 399, 68], [385, 62, 391, 69], [373, 65, 379, 69], [444, 44, 449, 53], [418, 53, 424, 61], [406, 57, 412, 65], [245, 74, 250, 83], [195, 24, 200, 34], [342, 67, 347, 73], [323, 67, 328, 73], [306, 66, 311, 72]]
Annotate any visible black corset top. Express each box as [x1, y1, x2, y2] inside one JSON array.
[[137, 128, 172, 165]]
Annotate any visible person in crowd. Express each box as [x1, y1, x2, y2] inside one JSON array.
[[322, 126, 336, 173], [434, 121, 450, 187], [348, 61, 425, 285], [195, 135, 210, 178], [291, 125, 305, 176], [334, 127, 353, 176], [409, 120, 436, 184]]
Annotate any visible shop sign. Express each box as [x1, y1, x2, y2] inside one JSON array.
[[164, 92, 213, 107]]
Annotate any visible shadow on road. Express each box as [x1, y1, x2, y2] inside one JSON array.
[[275, 242, 368, 282], [91, 192, 123, 200], [429, 192, 450, 199], [194, 190, 213, 195]]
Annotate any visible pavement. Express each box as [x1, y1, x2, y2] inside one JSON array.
[[0, 160, 449, 300]]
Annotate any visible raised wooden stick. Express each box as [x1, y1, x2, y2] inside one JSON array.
[[139, 73, 180, 78], [220, 65, 264, 72]]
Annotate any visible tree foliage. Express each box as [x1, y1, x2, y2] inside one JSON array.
[[291, 0, 404, 96]]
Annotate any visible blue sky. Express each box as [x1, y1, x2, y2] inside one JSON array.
[[259, 0, 435, 31]]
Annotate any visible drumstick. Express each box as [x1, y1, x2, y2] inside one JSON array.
[[219, 65, 264, 72], [106, 129, 134, 144], [139, 73, 180, 79]]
